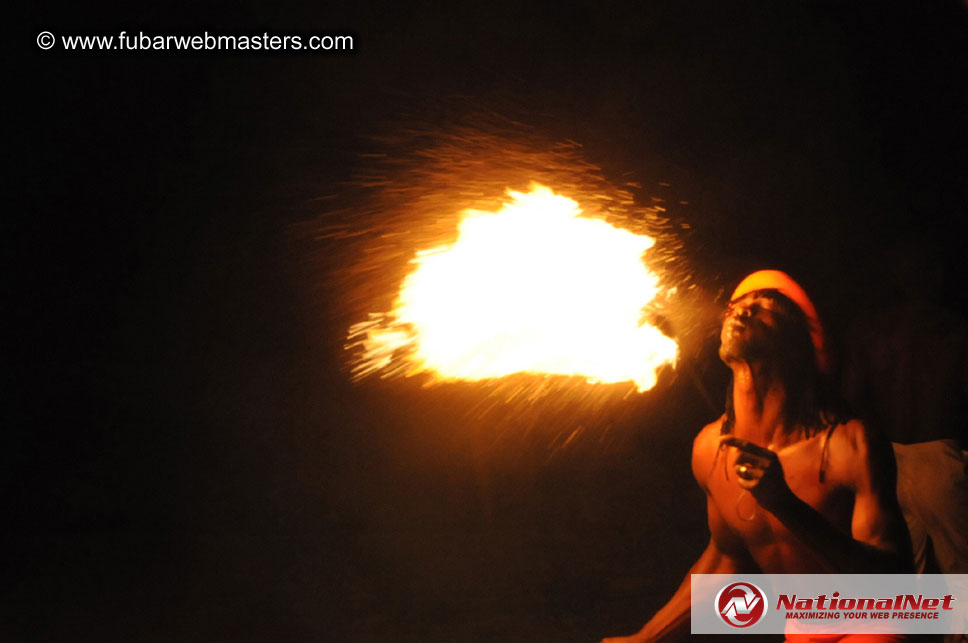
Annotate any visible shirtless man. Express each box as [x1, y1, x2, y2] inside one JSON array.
[[603, 270, 913, 642]]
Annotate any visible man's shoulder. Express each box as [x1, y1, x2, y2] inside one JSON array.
[[825, 418, 882, 486], [828, 418, 872, 455], [694, 416, 726, 451], [691, 415, 727, 485]]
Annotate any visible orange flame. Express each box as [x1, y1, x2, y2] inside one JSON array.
[[348, 183, 678, 391]]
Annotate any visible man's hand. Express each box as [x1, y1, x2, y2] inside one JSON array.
[[720, 436, 794, 513]]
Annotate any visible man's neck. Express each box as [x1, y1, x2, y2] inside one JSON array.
[[730, 360, 789, 446]]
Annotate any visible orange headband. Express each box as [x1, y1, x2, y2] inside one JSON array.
[[730, 269, 831, 374]]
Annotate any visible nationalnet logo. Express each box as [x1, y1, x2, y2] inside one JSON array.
[[715, 581, 768, 628], [692, 574, 968, 635]]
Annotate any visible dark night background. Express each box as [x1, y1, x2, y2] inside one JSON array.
[[12, 2, 967, 641]]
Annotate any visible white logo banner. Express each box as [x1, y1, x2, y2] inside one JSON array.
[[691, 574, 968, 635]]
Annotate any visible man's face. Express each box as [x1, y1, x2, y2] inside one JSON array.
[[718, 290, 790, 365]]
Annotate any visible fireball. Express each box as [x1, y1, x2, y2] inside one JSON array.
[[348, 183, 677, 392]]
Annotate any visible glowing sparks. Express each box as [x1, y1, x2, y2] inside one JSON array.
[[348, 184, 678, 391]]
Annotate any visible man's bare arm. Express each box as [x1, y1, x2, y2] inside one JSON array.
[[840, 420, 912, 571]]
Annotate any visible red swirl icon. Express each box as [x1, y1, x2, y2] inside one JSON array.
[[715, 581, 768, 628]]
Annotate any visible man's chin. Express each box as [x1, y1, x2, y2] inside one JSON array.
[[719, 340, 746, 364], [719, 342, 768, 366]]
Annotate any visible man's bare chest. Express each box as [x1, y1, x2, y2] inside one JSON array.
[[707, 435, 850, 548]]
